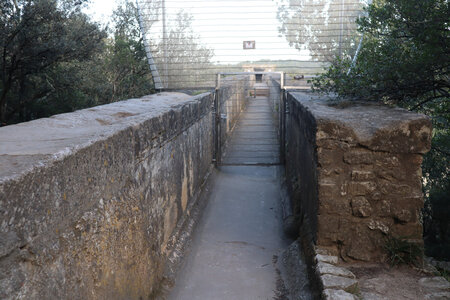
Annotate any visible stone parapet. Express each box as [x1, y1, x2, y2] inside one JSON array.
[[216, 75, 254, 144], [0, 92, 216, 299], [285, 92, 431, 262]]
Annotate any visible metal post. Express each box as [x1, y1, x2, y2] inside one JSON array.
[[338, 0, 345, 58], [213, 73, 222, 166], [347, 0, 372, 75], [279, 89, 286, 165], [162, 0, 168, 88], [136, 0, 163, 90]]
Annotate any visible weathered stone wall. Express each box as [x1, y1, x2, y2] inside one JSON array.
[[0, 92, 217, 299], [217, 75, 254, 139], [267, 76, 282, 128], [285, 92, 432, 262], [215, 75, 254, 162]]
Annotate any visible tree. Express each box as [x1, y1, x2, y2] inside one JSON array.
[[276, 0, 366, 61], [0, 0, 106, 125], [312, 0, 449, 260], [312, 0, 449, 108], [154, 11, 214, 88], [97, 1, 155, 103]]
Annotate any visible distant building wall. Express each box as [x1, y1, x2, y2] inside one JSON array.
[[284, 91, 432, 262]]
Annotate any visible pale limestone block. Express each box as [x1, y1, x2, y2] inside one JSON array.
[[321, 274, 358, 290], [324, 289, 358, 300], [317, 262, 356, 279]]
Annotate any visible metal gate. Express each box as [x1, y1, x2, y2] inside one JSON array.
[[213, 72, 288, 166]]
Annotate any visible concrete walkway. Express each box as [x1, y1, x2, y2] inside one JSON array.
[[168, 87, 297, 299]]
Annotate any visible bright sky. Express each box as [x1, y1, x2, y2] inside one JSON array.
[[167, 0, 309, 63], [84, 0, 309, 63], [83, 0, 117, 25]]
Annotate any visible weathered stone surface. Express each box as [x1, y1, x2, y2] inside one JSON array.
[[344, 149, 373, 165], [361, 292, 386, 300], [317, 262, 356, 279], [419, 277, 450, 292], [324, 289, 358, 300], [321, 274, 358, 291], [345, 227, 377, 262], [368, 220, 390, 234], [425, 292, 450, 300], [360, 277, 389, 295], [0, 76, 253, 300], [393, 208, 413, 223], [316, 254, 339, 264], [351, 170, 374, 181], [285, 92, 430, 262], [351, 196, 372, 217], [292, 93, 432, 153], [348, 181, 377, 196], [427, 257, 450, 273], [280, 240, 316, 300]]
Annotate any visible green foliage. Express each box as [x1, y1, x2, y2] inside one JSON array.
[[437, 267, 450, 282], [276, 0, 366, 61], [312, 0, 449, 108], [104, 1, 154, 102], [0, 0, 106, 124], [0, 0, 155, 126], [423, 181, 450, 260], [384, 235, 423, 267]]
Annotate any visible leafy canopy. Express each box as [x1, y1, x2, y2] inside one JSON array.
[[312, 0, 449, 109]]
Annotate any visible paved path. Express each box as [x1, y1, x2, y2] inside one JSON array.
[[168, 86, 294, 299]]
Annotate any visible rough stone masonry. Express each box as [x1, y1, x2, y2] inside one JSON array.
[[0, 75, 252, 299], [285, 92, 432, 262], [0, 92, 217, 299]]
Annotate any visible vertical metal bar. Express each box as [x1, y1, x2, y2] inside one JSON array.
[[136, 0, 163, 90], [279, 89, 286, 165], [162, 0, 168, 88], [338, 0, 345, 58], [216, 73, 221, 90], [213, 91, 219, 166], [347, 0, 372, 75], [213, 74, 221, 166]]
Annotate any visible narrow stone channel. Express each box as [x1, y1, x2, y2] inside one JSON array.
[[168, 86, 313, 299]]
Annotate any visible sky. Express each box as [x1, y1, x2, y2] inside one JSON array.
[[83, 0, 310, 63], [149, 0, 309, 63], [83, 0, 117, 25]]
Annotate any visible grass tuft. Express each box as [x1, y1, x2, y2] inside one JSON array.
[[384, 235, 423, 267]]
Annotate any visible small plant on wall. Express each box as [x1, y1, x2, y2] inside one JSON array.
[[384, 235, 424, 267]]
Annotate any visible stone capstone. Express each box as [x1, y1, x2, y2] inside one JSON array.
[[360, 292, 386, 300], [425, 292, 450, 300], [323, 289, 358, 300], [317, 262, 356, 279], [419, 277, 450, 292], [321, 274, 358, 291], [316, 254, 339, 265]]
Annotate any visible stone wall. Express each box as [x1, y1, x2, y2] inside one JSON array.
[[0, 92, 218, 299], [284, 92, 431, 262], [267, 76, 282, 129], [216, 75, 254, 161], [217, 75, 253, 135]]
